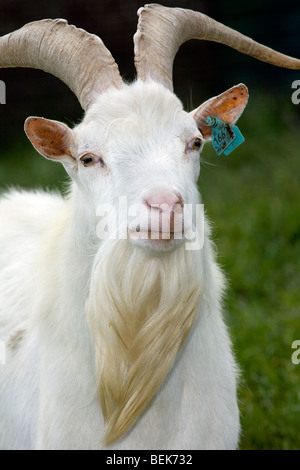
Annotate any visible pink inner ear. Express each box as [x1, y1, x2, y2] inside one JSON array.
[[25, 117, 75, 161], [193, 84, 249, 139]]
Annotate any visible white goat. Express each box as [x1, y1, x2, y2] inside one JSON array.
[[0, 4, 299, 450]]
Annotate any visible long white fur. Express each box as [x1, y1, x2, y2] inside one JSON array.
[[0, 81, 239, 449]]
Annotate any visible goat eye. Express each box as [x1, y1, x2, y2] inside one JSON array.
[[80, 154, 95, 167], [189, 138, 202, 152]]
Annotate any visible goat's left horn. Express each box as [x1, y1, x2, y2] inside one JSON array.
[[134, 4, 300, 91], [0, 19, 123, 110]]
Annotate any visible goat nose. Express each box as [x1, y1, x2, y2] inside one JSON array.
[[144, 189, 184, 212]]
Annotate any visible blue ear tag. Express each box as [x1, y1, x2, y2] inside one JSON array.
[[205, 116, 245, 156]]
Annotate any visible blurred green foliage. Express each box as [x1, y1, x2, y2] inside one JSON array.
[[0, 89, 299, 449], [0, 136, 67, 192]]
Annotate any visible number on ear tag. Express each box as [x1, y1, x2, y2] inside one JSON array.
[[205, 116, 245, 156]]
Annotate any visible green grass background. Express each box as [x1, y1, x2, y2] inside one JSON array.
[[0, 90, 299, 449]]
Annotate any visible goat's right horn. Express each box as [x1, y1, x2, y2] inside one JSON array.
[[0, 19, 123, 110], [134, 4, 300, 91]]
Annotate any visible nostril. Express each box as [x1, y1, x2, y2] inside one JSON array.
[[175, 195, 184, 209], [144, 198, 156, 210]]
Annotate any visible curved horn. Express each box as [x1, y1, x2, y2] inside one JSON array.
[[134, 4, 300, 91], [0, 19, 123, 110]]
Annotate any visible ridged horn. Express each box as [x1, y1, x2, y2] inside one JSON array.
[[134, 4, 300, 91], [0, 19, 123, 110]]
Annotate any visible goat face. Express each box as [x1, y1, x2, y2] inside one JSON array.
[[2, 4, 299, 254], [24, 80, 248, 254]]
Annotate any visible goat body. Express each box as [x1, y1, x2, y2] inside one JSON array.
[[0, 82, 239, 450]]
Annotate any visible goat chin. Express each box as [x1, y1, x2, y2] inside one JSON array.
[[128, 231, 185, 253], [86, 234, 203, 446]]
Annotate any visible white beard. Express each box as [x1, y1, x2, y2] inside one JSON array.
[[86, 236, 203, 445]]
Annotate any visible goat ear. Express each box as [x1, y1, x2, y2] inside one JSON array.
[[24, 117, 76, 165], [191, 84, 249, 140]]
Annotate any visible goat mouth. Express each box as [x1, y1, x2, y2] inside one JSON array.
[[128, 228, 183, 241], [127, 227, 185, 253]]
